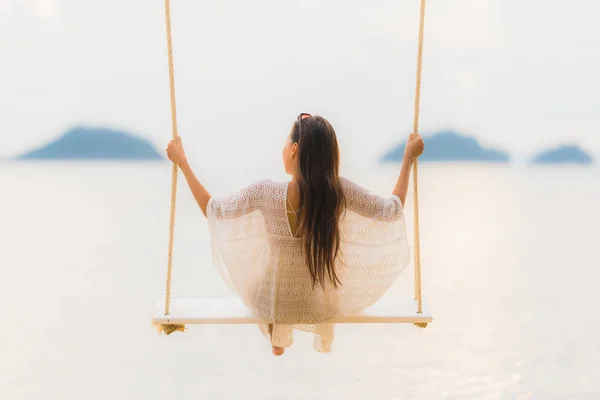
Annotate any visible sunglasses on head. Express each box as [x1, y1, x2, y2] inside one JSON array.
[[297, 113, 312, 136]]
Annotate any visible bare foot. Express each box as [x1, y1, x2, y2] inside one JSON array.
[[272, 345, 285, 356], [268, 324, 285, 356]]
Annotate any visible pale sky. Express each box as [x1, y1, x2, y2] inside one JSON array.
[[1, 0, 599, 165]]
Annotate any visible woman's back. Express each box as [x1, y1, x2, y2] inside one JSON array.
[[206, 176, 410, 351]]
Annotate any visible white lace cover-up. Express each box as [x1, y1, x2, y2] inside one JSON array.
[[206, 177, 410, 352]]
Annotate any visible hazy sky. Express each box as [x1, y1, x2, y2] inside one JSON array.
[[1, 0, 599, 164]]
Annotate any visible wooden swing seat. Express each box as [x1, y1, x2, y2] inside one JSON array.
[[152, 295, 433, 325]]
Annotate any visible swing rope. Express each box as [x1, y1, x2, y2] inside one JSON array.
[[156, 0, 428, 334], [156, 0, 185, 335], [411, 0, 428, 329]]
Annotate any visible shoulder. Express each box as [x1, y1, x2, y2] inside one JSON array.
[[339, 176, 369, 194], [339, 176, 353, 186], [253, 178, 279, 186], [244, 178, 286, 198], [248, 178, 283, 191], [339, 176, 363, 187]]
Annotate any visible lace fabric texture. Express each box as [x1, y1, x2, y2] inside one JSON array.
[[206, 177, 410, 352]]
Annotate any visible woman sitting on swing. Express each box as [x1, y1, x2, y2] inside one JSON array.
[[166, 113, 425, 355]]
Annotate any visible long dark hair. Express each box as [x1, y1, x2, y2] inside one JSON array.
[[291, 115, 346, 289]]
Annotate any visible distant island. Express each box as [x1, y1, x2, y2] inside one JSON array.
[[380, 130, 510, 163], [531, 144, 593, 165], [17, 127, 163, 160]]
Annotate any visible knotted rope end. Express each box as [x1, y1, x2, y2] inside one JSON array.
[[156, 323, 186, 335]]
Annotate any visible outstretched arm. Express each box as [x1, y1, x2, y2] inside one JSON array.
[[166, 136, 211, 217], [393, 155, 414, 206], [179, 161, 211, 217], [393, 133, 424, 206], [342, 134, 424, 221]]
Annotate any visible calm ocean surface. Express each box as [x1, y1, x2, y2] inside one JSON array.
[[1, 161, 599, 399]]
